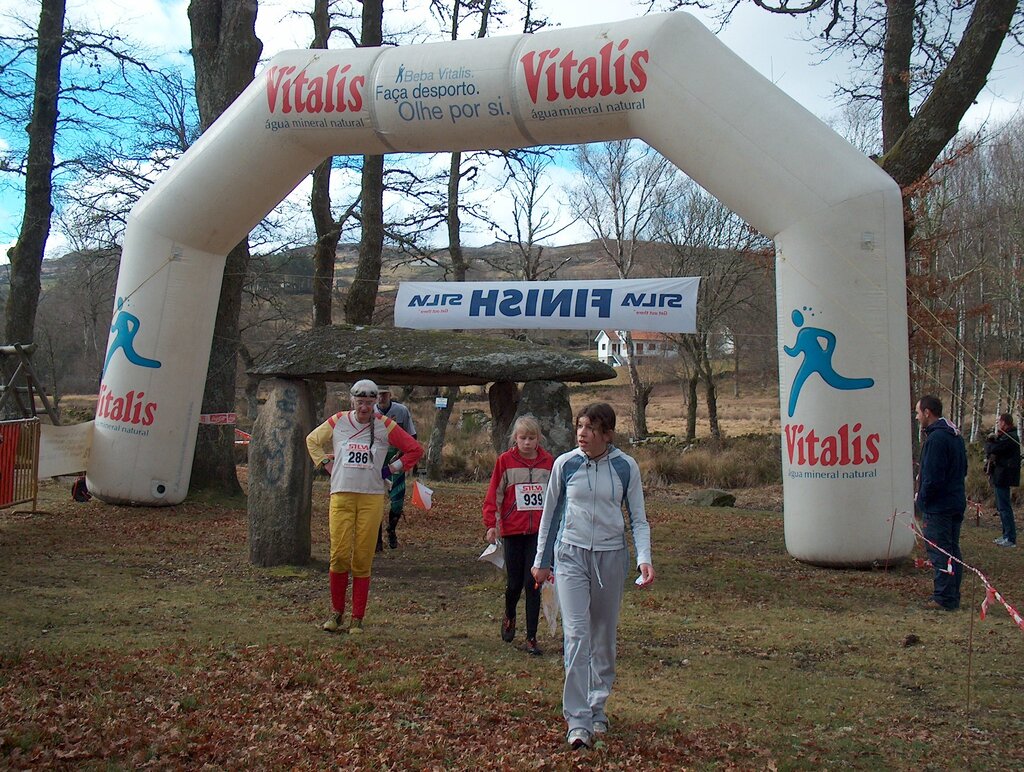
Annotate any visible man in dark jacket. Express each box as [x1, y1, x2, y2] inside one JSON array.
[[915, 395, 968, 611], [985, 413, 1021, 548]]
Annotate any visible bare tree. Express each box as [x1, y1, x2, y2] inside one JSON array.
[[656, 180, 773, 439], [478, 153, 577, 280], [651, 0, 1021, 190], [907, 117, 1024, 434], [60, 69, 201, 241], [188, 0, 263, 495], [3, 0, 64, 346], [343, 0, 386, 324], [420, 0, 494, 478], [1, 0, 150, 346], [570, 139, 674, 439]]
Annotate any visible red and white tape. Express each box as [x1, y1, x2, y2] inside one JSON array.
[[896, 510, 1024, 633]]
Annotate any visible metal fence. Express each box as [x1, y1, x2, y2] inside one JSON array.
[[0, 418, 40, 512]]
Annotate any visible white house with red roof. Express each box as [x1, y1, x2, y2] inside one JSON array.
[[594, 329, 679, 367]]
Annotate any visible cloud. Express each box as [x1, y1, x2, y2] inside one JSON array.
[[65, 0, 192, 64]]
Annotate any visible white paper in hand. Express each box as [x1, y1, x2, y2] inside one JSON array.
[[478, 540, 504, 571], [541, 575, 560, 636]]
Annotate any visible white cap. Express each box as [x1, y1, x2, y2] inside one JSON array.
[[349, 379, 379, 398]]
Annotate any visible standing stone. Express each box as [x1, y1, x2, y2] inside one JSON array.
[[248, 378, 315, 566], [516, 380, 574, 457], [488, 381, 520, 453]]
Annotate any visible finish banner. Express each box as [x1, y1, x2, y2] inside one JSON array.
[[394, 278, 700, 332]]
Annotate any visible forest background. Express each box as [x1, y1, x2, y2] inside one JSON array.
[[1, 0, 1023, 497]]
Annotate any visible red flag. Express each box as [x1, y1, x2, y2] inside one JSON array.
[[411, 480, 433, 510]]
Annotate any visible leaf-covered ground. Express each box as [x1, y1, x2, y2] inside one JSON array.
[[2, 478, 1022, 770]]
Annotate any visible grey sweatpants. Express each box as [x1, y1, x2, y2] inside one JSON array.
[[555, 542, 628, 733]]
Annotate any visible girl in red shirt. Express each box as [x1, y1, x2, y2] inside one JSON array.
[[482, 416, 554, 655]]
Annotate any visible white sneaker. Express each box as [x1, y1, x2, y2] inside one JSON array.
[[593, 720, 609, 735], [994, 537, 1008, 545], [567, 728, 592, 750], [1000, 541, 1017, 548]]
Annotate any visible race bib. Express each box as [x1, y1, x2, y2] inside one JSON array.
[[515, 482, 545, 511], [343, 441, 373, 469]]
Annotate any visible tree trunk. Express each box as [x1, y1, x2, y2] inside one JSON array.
[[733, 342, 740, 398], [311, 158, 340, 329], [238, 344, 260, 421], [447, 152, 470, 281], [701, 346, 721, 440], [343, 0, 384, 324], [880, 0, 914, 153], [622, 332, 650, 440], [488, 380, 519, 453], [308, 0, 336, 328], [308, 0, 338, 417], [187, 0, 262, 495], [426, 386, 460, 479], [880, 0, 1019, 188], [684, 374, 698, 443], [345, 154, 384, 323], [5, 0, 65, 347]]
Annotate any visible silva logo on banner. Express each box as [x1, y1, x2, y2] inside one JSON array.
[[102, 297, 162, 378], [783, 307, 873, 418], [519, 39, 649, 103], [394, 279, 700, 333]]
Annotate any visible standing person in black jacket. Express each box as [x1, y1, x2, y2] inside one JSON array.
[[985, 413, 1021, 548], [915, 395, 968, 611]]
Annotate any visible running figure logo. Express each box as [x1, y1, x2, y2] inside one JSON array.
[[783, 307, 873, 418], [102, 297, 162, 377]]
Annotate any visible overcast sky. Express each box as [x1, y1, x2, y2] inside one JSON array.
[[1, 0, 1021, 260]]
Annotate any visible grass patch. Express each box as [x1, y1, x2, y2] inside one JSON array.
[[1, 479, 1022, 768]]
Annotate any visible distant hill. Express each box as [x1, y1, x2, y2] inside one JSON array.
[[9, 238, 679, 292]]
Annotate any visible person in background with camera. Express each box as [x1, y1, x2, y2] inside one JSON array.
[[306, 380, 422, 634], [985, 413, 1020, 548]]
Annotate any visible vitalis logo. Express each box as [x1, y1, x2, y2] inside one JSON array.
[[519, 38, 649, 103], [102, 297, 161, 378], [785, 422, 880, 467], [783, 307, 873, 418], [95, 383, 158, 427], [265, 64, 364, 114]]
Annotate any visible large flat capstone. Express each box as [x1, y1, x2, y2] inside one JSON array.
[[249, 325, 616, 386]]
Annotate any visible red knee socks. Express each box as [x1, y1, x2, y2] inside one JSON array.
[[329, 571, 349, 614], [352, 576, 371, 620]]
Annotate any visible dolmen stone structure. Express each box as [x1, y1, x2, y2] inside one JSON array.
[[246, 325, 615, 566]]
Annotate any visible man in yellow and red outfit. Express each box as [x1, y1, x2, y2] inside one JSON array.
[[306, 379, 423, 633]]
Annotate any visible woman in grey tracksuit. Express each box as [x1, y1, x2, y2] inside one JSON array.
[[532, 403, 655, 750]]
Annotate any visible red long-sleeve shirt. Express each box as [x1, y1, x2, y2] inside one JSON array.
[[482, 446, 554, 537]]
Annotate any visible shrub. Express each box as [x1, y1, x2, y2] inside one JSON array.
[[635, 434, 782, 489]]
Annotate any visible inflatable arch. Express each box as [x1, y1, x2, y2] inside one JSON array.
[[88, 11, 915, 566]]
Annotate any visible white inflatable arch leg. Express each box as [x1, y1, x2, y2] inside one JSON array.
[[88, 12, 914, 566]]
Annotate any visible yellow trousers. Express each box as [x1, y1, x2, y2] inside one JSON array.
[[328, 492, 386, 577]]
